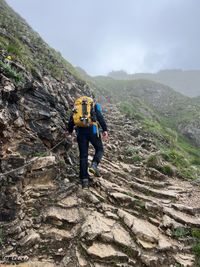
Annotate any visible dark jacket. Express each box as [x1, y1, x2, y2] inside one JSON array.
[[68, 103, 107, 134]]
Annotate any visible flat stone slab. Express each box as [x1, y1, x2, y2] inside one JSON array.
[[44, 206, 81, 224], [58, 196, 80, 207], [81, 211, 136, 249], [118, 209, 176, 250], [131, 181, 179, 199], [172, 203, 200, 215], [42, 227, 73, 240], [31, 156, 56, 171], [163, 207, 200, 226], [109, 192, 136, 202], [19, 230, 40, 247], [86, 243, 128, 260]]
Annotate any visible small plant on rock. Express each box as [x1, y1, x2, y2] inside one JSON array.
[[0, 61, 23, 84], [193, 242, 200, 266], [172, 227, 190, 238], [0, 228, 3, 246]]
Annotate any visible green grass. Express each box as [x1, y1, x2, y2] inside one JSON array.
[[123, 146, 143, 163], [31, 151, 48, 157], [119, 101, 200, 180], [7, 43, 22, 57], [32, 209, 39, 217], [132, 155, 143, 163], [175, 264, 184, 267], [160, 149, 189, 168], [160, 164, 174, 176]]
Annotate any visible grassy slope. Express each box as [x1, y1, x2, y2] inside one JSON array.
[[94, 76, 200, 126], [0, 0, 81, 81], [89, 75, 200, 179], [108, 69, 200, 97]]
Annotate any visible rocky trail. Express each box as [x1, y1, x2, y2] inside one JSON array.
[[1, 101, 200, 267]]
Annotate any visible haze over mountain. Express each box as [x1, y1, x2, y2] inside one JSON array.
[[108, 70, 200, 97], [6, 0, 200, 76]]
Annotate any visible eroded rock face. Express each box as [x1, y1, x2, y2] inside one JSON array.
[[0, 68, 87, 221], [178, 120, 200, 147]]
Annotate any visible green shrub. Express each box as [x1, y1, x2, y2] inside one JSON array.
[[161, 164, 174, 176], [193, 242, 200, 258], [132, 155, 142, 163], [172, 227, 190, 238], [124, 146, 138, 156], [0, 61, 23, 84], [192, 228, 200, 239], [146, 154, 160, 168]]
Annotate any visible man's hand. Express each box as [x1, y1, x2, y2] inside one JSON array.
[[102, 131, 108, 141]]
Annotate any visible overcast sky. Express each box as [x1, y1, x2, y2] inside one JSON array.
[[6, 0, 200, 76]]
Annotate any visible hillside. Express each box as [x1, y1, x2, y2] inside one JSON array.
[[1, 1, 200, 267], [108, 70, 200, 97], [0, 0, 82, 82], [92, 76, 200, 147], [75, 70, 200, 179]]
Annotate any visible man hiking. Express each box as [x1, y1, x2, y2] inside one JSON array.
[[68, 96, 108, 189]]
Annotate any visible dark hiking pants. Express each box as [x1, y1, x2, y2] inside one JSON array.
[[77, 127, 104, 181]]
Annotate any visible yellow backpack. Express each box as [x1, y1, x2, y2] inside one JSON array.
[[73, 96, 96, 127]]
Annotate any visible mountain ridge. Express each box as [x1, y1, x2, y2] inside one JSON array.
[[79, 70, 200, 148], [108, 69, 200, 97]]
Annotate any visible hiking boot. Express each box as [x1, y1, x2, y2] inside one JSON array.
[[89, 162, 101, 177], [81, 179, 89, 190]]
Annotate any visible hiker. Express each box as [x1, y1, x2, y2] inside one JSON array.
[[68, 96, 108, 189]]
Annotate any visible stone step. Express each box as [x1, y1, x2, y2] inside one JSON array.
[[132, 176, 170, 188], [130, 181, 180, 199], [163, 207, 200, 226], [118, 209, 180, 252]]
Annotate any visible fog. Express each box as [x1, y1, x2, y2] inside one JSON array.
[[6, 0, 200, 75]]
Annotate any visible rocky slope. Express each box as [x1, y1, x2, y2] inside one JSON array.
[[1, 1, 200, 267], [1, 102, 200, 267]]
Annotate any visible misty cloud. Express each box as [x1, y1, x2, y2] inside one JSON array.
[[6, 0, 200, 75]]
